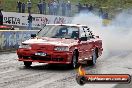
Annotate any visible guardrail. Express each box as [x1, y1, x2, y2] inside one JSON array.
[[0, 30, 39, 51]]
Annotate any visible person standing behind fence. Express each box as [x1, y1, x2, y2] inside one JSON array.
[[38, 0, 42, 14], [61, 1, 66, 16], [48, 2, 50, 15], [42, 0, 46, 14], [0, 9, 3, 25], [103, 12, 108, 19], [81, 4, 86, 11], [66, 1, 71, 16], [27, 13, 33, 30], [27, 0, 32, 13], [99, 8, 103, 17], [17, 1, 22, 13], [56, 0, 60, 15], [53, 0, 58, 15], [76, 3, 82, 13], [48, 1, 52, 15], [22, 2, 26, 13], [88, 4, 93, 12], [85, 4, 89, 12], [10, 26, 15, 30], [0, 1, 2, 10]]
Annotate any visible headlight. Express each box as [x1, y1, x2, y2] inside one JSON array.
[[54, 46, 69, 51], [19, 44, 31, 49]]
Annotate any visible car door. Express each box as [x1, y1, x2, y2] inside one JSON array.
[[86, 29, 95, 59], [78, 27, 89, 61], [82, 27, 94, 60]]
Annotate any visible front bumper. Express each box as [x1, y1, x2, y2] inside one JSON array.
[[17, 49, 72, 64]]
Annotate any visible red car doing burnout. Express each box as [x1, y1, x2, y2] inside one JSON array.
[[17, 24, 103, 68]]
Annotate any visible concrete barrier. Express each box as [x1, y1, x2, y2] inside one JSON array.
[[0, 30, 38, 51]]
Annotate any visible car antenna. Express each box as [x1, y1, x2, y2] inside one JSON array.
[[37, 24, 46, 34]]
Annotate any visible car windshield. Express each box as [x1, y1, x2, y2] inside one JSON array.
[[37, 25, 79, 39]]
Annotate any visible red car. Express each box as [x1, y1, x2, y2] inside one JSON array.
[[17, 24, 103, 68]]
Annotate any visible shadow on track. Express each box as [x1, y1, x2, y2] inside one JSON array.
[[20, 63, 96, 72]]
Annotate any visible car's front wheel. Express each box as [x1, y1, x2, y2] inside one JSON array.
[[87, 49, 97, 66], [24, 61, 32, 67], [70, 52, 78, 69]]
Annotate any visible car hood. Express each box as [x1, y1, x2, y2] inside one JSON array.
[[22, 37, 78, 46]]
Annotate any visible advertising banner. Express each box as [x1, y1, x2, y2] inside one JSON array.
[[2, 12, 72, 28]]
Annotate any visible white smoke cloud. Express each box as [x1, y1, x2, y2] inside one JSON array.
[[71, 11, 132, 58]]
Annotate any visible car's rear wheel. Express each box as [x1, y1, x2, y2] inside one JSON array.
[[24, 61, 32, 67], [70, 51, 78, 69], [87, 49, 98, 66]]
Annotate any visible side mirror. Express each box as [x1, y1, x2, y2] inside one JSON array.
[[96, 36, 99, 38], [79, 37, 87, 41], [31, 34, 36, 38]]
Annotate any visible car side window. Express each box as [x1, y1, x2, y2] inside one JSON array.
[[67, 27, 79, 39], [54, 26, 79, 39]]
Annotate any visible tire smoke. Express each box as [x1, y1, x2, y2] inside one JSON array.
[[72, 11, 132, 58]]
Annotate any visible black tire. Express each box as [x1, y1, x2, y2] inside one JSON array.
[[87, 49, 97, 66], [76, 76, 86, 85], [24, 61, 32, 67], [70, 52, 78, 69]]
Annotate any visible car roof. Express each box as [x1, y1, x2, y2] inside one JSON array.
[[46, 24, 87, 27]]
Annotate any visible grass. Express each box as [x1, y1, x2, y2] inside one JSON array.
[[1, 0, 78, 15], [80, 0, 132, 18], [2, 0, 47, 13], [0, 0, 132, 17]]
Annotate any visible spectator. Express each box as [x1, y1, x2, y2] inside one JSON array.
[[42, 0, 46, 14], [48, 2, 50, 15], [53, 0, 58, 15], [0, 1, 2, 9], [48, 1, 53, 15], [85, 4, 89, 12], [27, 13, 33, 30], [17, 1, 22, 13], [88, 4, 93, 11], [56, 0, 60, 15], [22, 2, 26, 13], [103, 12, 108, 19], [61, 1, 66, 16], [99, 8, 103, 17], [27, 0, 32, 13], [77, 3, 82, 13], [37, 0, 42, 14], [82, 4, 86, 11], [66, 1, 71, 16], [11, 26, 15, 30], [0, 9, 3, 25]]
